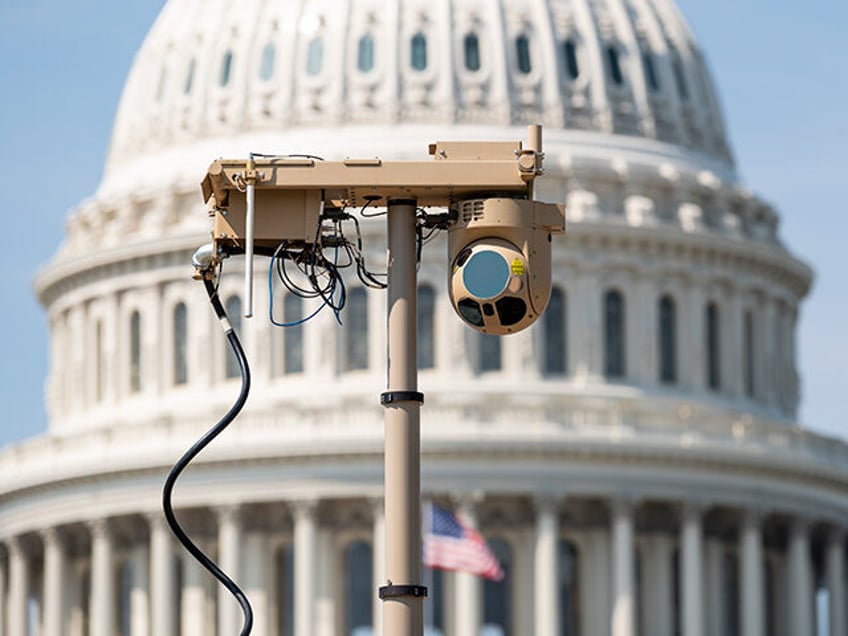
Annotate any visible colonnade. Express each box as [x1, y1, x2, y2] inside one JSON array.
[[1, 497, 845, 636]]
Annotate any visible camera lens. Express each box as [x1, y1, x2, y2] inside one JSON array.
[[462, 249, 509, 299]]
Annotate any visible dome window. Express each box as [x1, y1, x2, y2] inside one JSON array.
[[604, 289, 625, 378], [543, 286, 566, 375], [744, 310, 755, 398], [417, 284, 435, 369], [219, 50, 233, 87], [357, 34, 375, 73], [642, 52, 660, 92], [479, 332, 501, 372], [184, 58, 196, 95], [563, 39, 580, 80], [658, 295, 677, 384], [283, 294, 304, 374], [606, 46, 624, 86], [260, 42, 276, 81], [463, 32, 481, 72], [706, 302, 720, 390], [129, 311, 142, 393], [173, 303, 188, 386], [345, 287, 369, 370], [411, 32, 428, 71], [672, 57, 689, 101], [306, 37, 324, 76], [515, 34, 532, 74], [224, 296, 241, 379]]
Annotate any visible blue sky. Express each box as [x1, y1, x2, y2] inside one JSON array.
[[0, 0, 845, 447]]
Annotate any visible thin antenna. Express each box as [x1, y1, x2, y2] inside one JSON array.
[[244, 153, 256, 318]]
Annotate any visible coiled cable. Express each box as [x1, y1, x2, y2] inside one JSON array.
[[162, 277, 254, 635]]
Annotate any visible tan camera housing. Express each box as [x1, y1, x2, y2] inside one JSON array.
[[448, 198, 566, 335]]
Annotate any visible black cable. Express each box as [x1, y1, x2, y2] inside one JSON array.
[[162, 278, 254, 636]]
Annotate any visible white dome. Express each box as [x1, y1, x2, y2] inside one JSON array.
[[106, 0, 732, 181]]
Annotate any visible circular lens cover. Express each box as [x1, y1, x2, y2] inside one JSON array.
[[462, 250, 509, 299]]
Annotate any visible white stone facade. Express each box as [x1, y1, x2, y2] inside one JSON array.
[[2, 0, 847, 635]]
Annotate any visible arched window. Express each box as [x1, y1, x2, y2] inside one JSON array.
[[346, 288, 369, 370], [173, 303, 188, 386], [306, 38, 323, 76], [219, 50, 233, 87], [658, 295, 676, 384], [559, 540, 580, 635], [184, 58, 196, 95], [483, 537, 512, 635], [225, 296, 242, 379], [642, 51, 660, 91], [706, 302, 720, 390], [129, 311, 142, 393], [563, 39, 580, 80], [543, 287, 566, 375], [418, 285, 435, 369], [260, 42, 276, 81], [744, 310, 755, 398], [516, 34, 532, 74], [411, 32, 427, 71], [604, 290, 625, 378], [284, 295, 304, 374], [344, 541, 373, 633], [464, 32, 481, 71], [479, 333, 501, 373], [357, 34, 375, 73], [606, 46, 624, 85]]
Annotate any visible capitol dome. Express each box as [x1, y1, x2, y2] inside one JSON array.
[[2, 1, 847, 636]]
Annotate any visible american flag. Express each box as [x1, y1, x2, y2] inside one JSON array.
[[423, 503, 504, 581]]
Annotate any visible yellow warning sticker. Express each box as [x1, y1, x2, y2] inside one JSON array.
[[511, 258, 525, 275]]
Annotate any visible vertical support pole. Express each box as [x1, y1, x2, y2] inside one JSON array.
[[244, 153, 256, 318], [381, 198, 425, 636]]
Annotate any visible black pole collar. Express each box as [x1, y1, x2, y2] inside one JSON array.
[[380, 391, 424, 406], [379, 584, 428, 600]]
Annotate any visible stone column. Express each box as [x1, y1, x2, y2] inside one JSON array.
[[611, 499, 635, 636], [149, 513, 177, 636], [681, 505, 704, 636], [740, 511, 765, 636], [89, 520, 115, 636], [641, 534, 673, 636], [181, 545, 208, 635], [244, 532, 271, 636], [826, 528, 846, 636], [372, 499, 386, 636], [7, 537, 27, 636], [788, 519, 813, 636], [454, 499, 482, 636], [218, 505, 243, 635], [293, 501, 317, 636], [534, 497, 560, 636], [42, 528, 66, 636], [129, 543, 150, 636]]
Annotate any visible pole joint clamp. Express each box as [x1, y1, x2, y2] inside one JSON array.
[[378, 584, 428, 600], [380, 391, 424, 406]]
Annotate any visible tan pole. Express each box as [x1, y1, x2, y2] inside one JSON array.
[[380, 198, 425, 636]]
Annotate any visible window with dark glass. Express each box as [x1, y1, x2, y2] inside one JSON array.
[[357, 34, 375, 72], [184, 58, 196, 94], [643, 51, 660, 91], [417, 285, 435, 369], [706, 302, 720, 390], [479, 333, 501, 372], [276, 544, 294, 636], [346, 288, 369, 370], [559, 540, 580, 635], [483, 537, 512, 635], [744, 310, 755, 398], [306, 38, 324, 76], [219, 50, 233, 87], [260, 42, 276, 81], [672, 57, 689, 100], [225, 296, 242, 379], [411, 32, 427, 71], [173, 303, 188, 386], [563, 39, 580, 80], [604, 290, 625, 378], [543, 287, 566, 375], [658, 295, 676, 384], [344, 541, 373, 634], [516, 34, 532, 74], [606, 46, 623, 85], [130, 311, 142, 393], [282, 295, 304, 374], [464, 32, 481, 71]]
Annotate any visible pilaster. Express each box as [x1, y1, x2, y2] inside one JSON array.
[[293, 500, 317, 636], [611, 498, 635, 636]]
